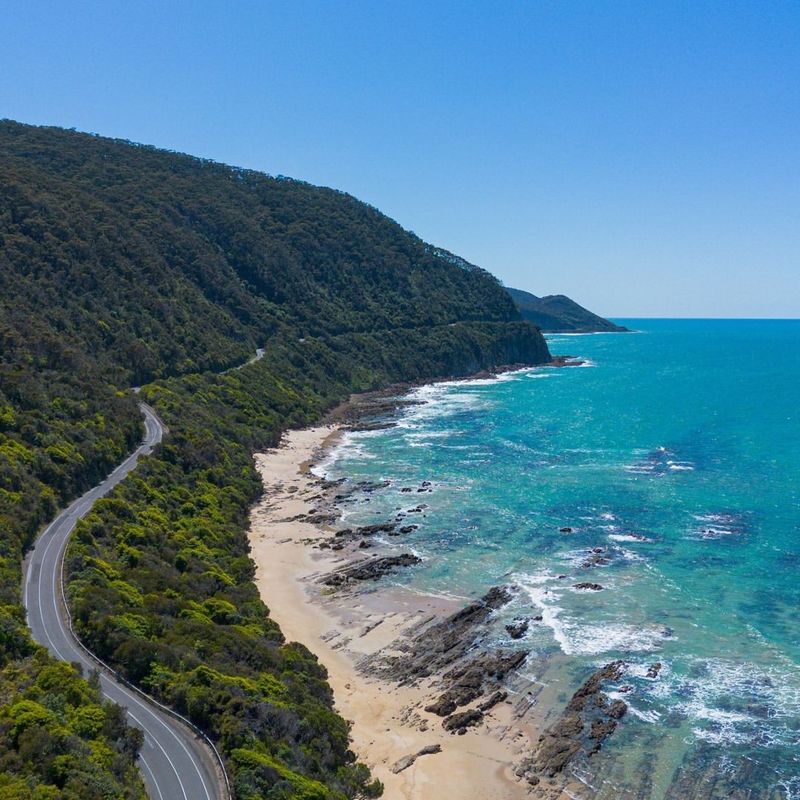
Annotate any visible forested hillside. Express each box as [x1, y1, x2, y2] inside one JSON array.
[[506, 287, 628, 332], [0, 120, 551, 798]]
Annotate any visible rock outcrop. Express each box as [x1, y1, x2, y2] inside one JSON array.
[[390, 744, 441, 774], [322, 554, 421, 587], [517, 661, 627, 783]]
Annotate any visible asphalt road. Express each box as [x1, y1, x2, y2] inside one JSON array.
[[24, 403, 226, 800]]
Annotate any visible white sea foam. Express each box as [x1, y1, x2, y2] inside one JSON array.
[[695, 513, 732, 523], [643, 656, 800, 748], [398, 385, 492, 431], [625, 464, 656, 474], [562, 623, 667, 655], [627, 706, 662, 723], [696, 526, 736, 538], [544, 330, 629, 337], [403, 429, 455, 449], [513, 573, 668, 656], [778, 777, 800, 800], [625, 450, 695, 476], [310, 431, 377, 477], [608, 533, 652, 543], [688, 512, 748, 539], [429, 367, 528, 389]]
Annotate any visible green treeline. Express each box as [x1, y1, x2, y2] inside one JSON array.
[[0, 119, 550, 798]]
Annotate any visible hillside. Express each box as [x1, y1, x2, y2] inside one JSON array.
[[0, 120, 551, 799], [507, 286, 628, 332]]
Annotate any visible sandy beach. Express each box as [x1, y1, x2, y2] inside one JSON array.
[[247, 426, 538, 800]]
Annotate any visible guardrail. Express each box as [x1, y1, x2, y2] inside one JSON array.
[[56, 405, 233, 800]]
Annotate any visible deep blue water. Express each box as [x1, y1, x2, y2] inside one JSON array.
[[319, 320, 800, 798]]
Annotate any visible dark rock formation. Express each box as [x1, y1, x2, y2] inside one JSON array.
[[363, 585, 527, 725], [305, 512, 338, 525], [646, 662, 662, 679], [345, 421, 398, 432], [506, 619, 530, 639], [424, 650, 525, 717], [518, 661, 627, 782], [442, 708, 484, 732], [374, 586, 514, 681], [574, 582, 604, 591], [478, 690, 508, 712], [322, 554, 421, 587], [354, 522, 397, 536], [581, 552, 612, 568]]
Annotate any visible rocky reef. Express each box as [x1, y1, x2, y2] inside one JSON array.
[[517, 661, 628, 786]]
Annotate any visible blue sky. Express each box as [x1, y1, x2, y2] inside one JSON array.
[[2, 1, 798, 317]]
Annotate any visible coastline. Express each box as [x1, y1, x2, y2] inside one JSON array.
[[248, 425, 544, 800]]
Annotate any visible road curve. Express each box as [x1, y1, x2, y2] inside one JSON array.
[[24, 403, 226, 800]]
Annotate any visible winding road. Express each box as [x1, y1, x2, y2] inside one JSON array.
[[24, 403, 227, 800]]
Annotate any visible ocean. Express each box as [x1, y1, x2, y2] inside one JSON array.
[[316, 319, 800, 799]]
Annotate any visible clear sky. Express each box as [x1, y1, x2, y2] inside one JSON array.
[[2, 1, 798, 317]]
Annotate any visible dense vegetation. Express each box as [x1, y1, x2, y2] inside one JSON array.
[[0, 656, 146, 799], [506, 287, 627, 332], [0, 119, 550, 798]]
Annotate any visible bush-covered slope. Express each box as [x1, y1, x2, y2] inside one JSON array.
[[506, 287, 627, 332], [0, 119, 551, 798], [0, 119, 524, 384], [0, 657, 147, 800]]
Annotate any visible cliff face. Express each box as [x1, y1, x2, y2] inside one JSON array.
[[507, 287, 628, 333]]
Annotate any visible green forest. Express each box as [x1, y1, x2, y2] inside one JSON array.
[[0, 120, 551, 798]]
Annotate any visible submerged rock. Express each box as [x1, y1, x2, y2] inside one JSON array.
[[646, 662, 663, 679], [506, 619, 530, 639], [581, 552, 612, 568]]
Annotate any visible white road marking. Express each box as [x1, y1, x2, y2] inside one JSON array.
[[139, 753, 166, 800], [129, 712, 188, 800]]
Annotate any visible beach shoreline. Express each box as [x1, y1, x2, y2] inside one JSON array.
[[248, 424, 545, 800]]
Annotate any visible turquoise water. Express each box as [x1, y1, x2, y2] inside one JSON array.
[[319, 320, 800, 798]]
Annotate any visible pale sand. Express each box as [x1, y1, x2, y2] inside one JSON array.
[[248, 426, 537, 800]]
